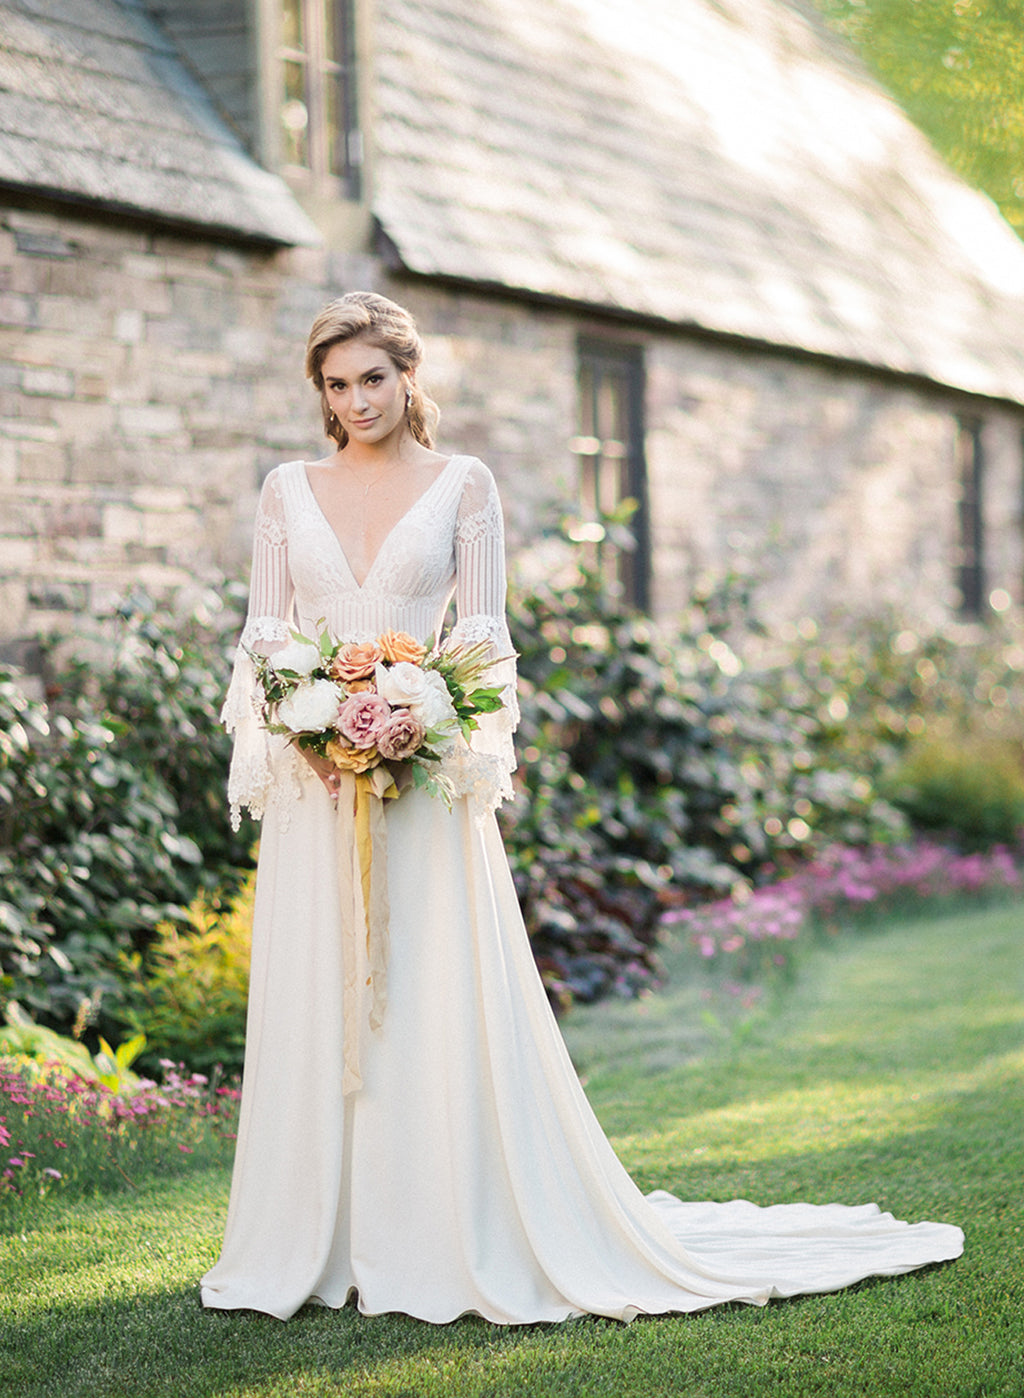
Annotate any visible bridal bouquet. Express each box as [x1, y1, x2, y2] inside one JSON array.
[[248, 624, 507, 805], [247, 623, 509, 1093]]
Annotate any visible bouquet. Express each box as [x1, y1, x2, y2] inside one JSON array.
[[248, 624, 508, 805], [248, 624, 510, 1094]]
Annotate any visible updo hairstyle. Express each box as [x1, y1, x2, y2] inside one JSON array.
[[304, 291, 441, 450]]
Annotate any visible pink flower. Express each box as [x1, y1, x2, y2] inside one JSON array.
[[376, 709, 426, 761], [335, 691, 392, 748]]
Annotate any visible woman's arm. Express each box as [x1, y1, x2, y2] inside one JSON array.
[[222, 470, 297, 828], [449, 459, 520, 809]]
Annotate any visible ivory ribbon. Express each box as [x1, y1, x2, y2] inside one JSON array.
[[335, 765, 399, 1094]]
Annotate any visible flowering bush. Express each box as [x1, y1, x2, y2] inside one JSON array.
[[0, 1054, 240, 1209], [663, 840, 1022, 991]]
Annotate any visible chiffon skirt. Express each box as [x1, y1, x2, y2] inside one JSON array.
[[200, 779, 963, 1322]]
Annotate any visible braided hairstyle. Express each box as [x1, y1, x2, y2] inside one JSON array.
[[304, 292, 441, 450]]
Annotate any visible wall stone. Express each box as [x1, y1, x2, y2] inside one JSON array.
[[2, 197, 1023, 658], [645, 337, 1023, 625]]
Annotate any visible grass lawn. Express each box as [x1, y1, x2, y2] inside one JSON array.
[[1, 900, 1021, 1398]]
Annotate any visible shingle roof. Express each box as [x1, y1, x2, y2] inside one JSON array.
[[373, 0, 1024, 404], [0, 0, 317, 246]]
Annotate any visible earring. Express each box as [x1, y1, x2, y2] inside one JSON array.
[[405, 388, 412, 408]]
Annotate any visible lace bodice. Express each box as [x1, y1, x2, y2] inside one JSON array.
[[222, 456, 518, 826]]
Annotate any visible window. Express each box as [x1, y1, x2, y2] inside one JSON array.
[[278, 0, 361, 196], [572, 340, 649, 609], [956, 416, 985, 617]]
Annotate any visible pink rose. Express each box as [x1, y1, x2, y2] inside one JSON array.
[[376, 709, 426, 761], [336, 692, 392, 748]]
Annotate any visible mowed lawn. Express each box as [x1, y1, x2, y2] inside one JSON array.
[[1, 900, 1021, 1398]]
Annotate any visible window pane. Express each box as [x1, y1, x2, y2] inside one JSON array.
[[576, 342, 648, 609], [281, 59, 310, 167], [324, 67, 343, 178], [281, 0, 304, 52], [326, 0, 361, 193], [957, 417, 985, 617]]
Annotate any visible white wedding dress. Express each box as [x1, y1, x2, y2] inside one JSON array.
[[200, 455, 963, 1323]]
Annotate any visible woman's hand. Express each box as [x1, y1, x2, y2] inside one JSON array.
[[301, 747, 342, 801]]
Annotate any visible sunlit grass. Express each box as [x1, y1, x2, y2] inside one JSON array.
[[1, 899, 1021, 1397]]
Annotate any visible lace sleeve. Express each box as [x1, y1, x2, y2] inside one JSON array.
[[446, 460, 519, 813], [222, 469, 296, 829]]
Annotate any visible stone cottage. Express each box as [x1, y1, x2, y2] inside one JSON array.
[[3, 0, 1024, 658]]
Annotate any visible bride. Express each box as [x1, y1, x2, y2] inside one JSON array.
[[200, 292, 962, 1323]]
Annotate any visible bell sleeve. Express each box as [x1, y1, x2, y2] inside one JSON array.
[[446, 459, 520, 812], [221, 470, 296, 829]]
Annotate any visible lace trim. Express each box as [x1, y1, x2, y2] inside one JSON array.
[[448, 612, 519, 814], [455, 489, 502, 546], [240, 615, 292, 652], [254, 473, 288, 547], [222, 618, 303, 830]]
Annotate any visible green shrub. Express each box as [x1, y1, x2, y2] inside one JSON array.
[[114, 874, 254, 1077], [500, 542, 907, 1003], [883, 735, 1024, 846], [0, 592, 256, 1043]]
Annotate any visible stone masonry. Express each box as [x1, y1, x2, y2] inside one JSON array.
[[2, 199, 1023, 659]]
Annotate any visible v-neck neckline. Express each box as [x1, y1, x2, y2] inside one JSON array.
[[299, 455, 462, 591]]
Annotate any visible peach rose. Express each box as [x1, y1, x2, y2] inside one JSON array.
[[329, 641, 384, 683], [326, 739, 381, 774], [377, 629, 427, 665]]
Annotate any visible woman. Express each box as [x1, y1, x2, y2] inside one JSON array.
[[201, 292, 962, 1323]]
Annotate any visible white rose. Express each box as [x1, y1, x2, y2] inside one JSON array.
[[275, 679, 343, 733], [268, 640, 320, 676], [374, 660, 428, 707], [415, 669, 458, 733]]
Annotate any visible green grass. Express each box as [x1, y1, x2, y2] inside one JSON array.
[[2, 901, 1021, 1398]]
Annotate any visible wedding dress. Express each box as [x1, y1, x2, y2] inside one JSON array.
[[200, 454, 962, 1323]]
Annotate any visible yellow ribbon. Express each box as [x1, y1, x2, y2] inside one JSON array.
[[336, 765, 399, 1094]]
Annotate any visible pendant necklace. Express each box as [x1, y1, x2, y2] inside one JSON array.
[[339, 459, 405, 500]]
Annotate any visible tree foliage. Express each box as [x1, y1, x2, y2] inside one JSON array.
[[811, 0, 1024, 235]]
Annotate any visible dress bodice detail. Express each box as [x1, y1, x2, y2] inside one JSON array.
[[222, 455, 518, 827]]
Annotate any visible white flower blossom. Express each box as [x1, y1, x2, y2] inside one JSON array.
[[416, 670, 458, 733], [374, 661, 428, 707], [375, 662, 458, 739], [275, 679, 343, 733], [268, 640, 320, 676]]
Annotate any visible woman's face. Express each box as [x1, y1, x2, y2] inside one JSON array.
[[320, 338, 408, 448]]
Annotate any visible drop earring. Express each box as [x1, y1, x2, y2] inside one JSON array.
[[405, 387, 412, 408]]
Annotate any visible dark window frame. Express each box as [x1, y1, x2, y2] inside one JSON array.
[[574, 338, 650, 611], [956, 415, 986, 618], [277, 0, 361, 198]]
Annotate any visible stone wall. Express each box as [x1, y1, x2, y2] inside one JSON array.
[[2, 196, 1022, 661], [0, 202, 365, 655], [645, 337, 1024, 624]]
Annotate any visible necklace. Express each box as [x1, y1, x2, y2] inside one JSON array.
[[337, 459, 406, 499]]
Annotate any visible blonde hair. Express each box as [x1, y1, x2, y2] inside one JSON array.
[[304, 292, 440, 449]]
